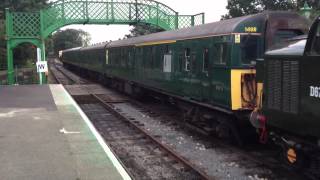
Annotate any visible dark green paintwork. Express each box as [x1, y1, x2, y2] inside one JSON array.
[[263, 54, 320, 139]]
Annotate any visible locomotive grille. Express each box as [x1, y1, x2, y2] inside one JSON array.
[[267, 59, 299, 114], [267, 60, 282, 110]]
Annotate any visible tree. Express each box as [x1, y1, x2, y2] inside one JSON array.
[[221, 0, 261, 19], [222, 0, 300, 19], [125, 23, 164, 38], [52, 29, 91, 55], [260, 0, 296, 11]]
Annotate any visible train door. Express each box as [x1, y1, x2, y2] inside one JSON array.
[[210, 36, 230, 107], [128, 47, 135, 81], [200, 38, 212, 101], [182, 40, 200, 99]]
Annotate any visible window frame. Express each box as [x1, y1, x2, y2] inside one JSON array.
[[202, 48, 209, 72], [105, 49, 109, 65], [213, 43, 227, 65], [309, 22, 320, 56], [184, 48, 191, 71]]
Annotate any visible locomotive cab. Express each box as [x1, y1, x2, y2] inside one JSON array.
[[232, 12, 309, 111]]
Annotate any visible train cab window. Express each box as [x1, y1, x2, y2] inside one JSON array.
[[202, 48, 209, 72], [214, 44, 227, 65], [273, 29, 304, 44], [310, 23, 320, 56], [185, 48, 191, 71], [240, 35, 259, 64]]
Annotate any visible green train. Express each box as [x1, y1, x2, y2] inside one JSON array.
[[248, 16, 320, 171], [60, 11, 309, 143]]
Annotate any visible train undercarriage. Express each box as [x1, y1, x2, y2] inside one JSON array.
[[63, 62, 256, 146]]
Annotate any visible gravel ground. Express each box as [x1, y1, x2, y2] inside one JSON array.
[[113, 102, 304, 180], [80, 103, 203, 180]]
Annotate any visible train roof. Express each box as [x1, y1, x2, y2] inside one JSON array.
[[67, 11, 307, 52], [61, 47, 82, 52], [105, 11, 305, 48]]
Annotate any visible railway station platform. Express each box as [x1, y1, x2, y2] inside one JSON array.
[[0, 84, 131, 180]]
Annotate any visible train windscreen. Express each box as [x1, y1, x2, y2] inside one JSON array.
[[271, 29, 305, 47], [309, 23, 320, 55], [240, 35, 260, 65]]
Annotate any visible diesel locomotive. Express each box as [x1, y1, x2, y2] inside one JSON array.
[[249, 16, 320, 171], [60, 11, 309, 144]]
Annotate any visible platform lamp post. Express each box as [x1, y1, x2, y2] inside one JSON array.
[[300, 1, 312, 20]]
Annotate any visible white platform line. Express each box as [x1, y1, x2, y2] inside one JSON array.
[[60, 85, 132, 180]]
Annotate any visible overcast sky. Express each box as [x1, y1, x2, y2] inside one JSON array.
[[61, 0, 228, 44]]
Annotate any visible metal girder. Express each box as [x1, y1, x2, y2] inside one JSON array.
[[4, 0, 205, 85]]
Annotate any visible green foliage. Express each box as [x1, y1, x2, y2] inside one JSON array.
[[13, 44, 37, 68], [221, 0, 261, 19], [222, 0, 303, 19], [125, 23, 165, 38], [260, 0, 296, 11], [0, 0, 48, 17], [51, 29, 91, 55]]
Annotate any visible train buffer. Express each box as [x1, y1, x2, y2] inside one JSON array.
[[0, 84, 131, 180]]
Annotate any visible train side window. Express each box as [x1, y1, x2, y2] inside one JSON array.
[[106, 50, 109, 65], [214, 44, 227, 65], [185, 48, 191, 71], [163, 54, 172, 73], [151, 46, 156, 68], [191, 53, 197, 72], [165, 45, 169, 54], [178, 53, 184, 72], [203, 48, 209, 72], [310, 23, 320, 56]]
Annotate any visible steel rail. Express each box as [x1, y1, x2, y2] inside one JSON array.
[[91, 93, 213, 180]]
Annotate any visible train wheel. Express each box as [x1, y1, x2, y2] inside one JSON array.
[[216, 118, 243, 146]]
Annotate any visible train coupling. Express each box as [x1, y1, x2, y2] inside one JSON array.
[[249, 111, 267, 143]]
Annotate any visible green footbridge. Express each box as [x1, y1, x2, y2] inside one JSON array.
[[4, 0, 205, 85]]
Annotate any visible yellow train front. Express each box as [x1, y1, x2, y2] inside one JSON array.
[[61, 11, 309, 143]]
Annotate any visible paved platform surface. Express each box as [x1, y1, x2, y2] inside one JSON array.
[[0, 84, 131, 180]]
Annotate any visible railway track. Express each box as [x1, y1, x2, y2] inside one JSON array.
[[48, 59, 75, 85], [49, 58, 212, 180]]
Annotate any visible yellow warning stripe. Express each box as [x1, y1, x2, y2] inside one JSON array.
[[135, 40, 176, 47]]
